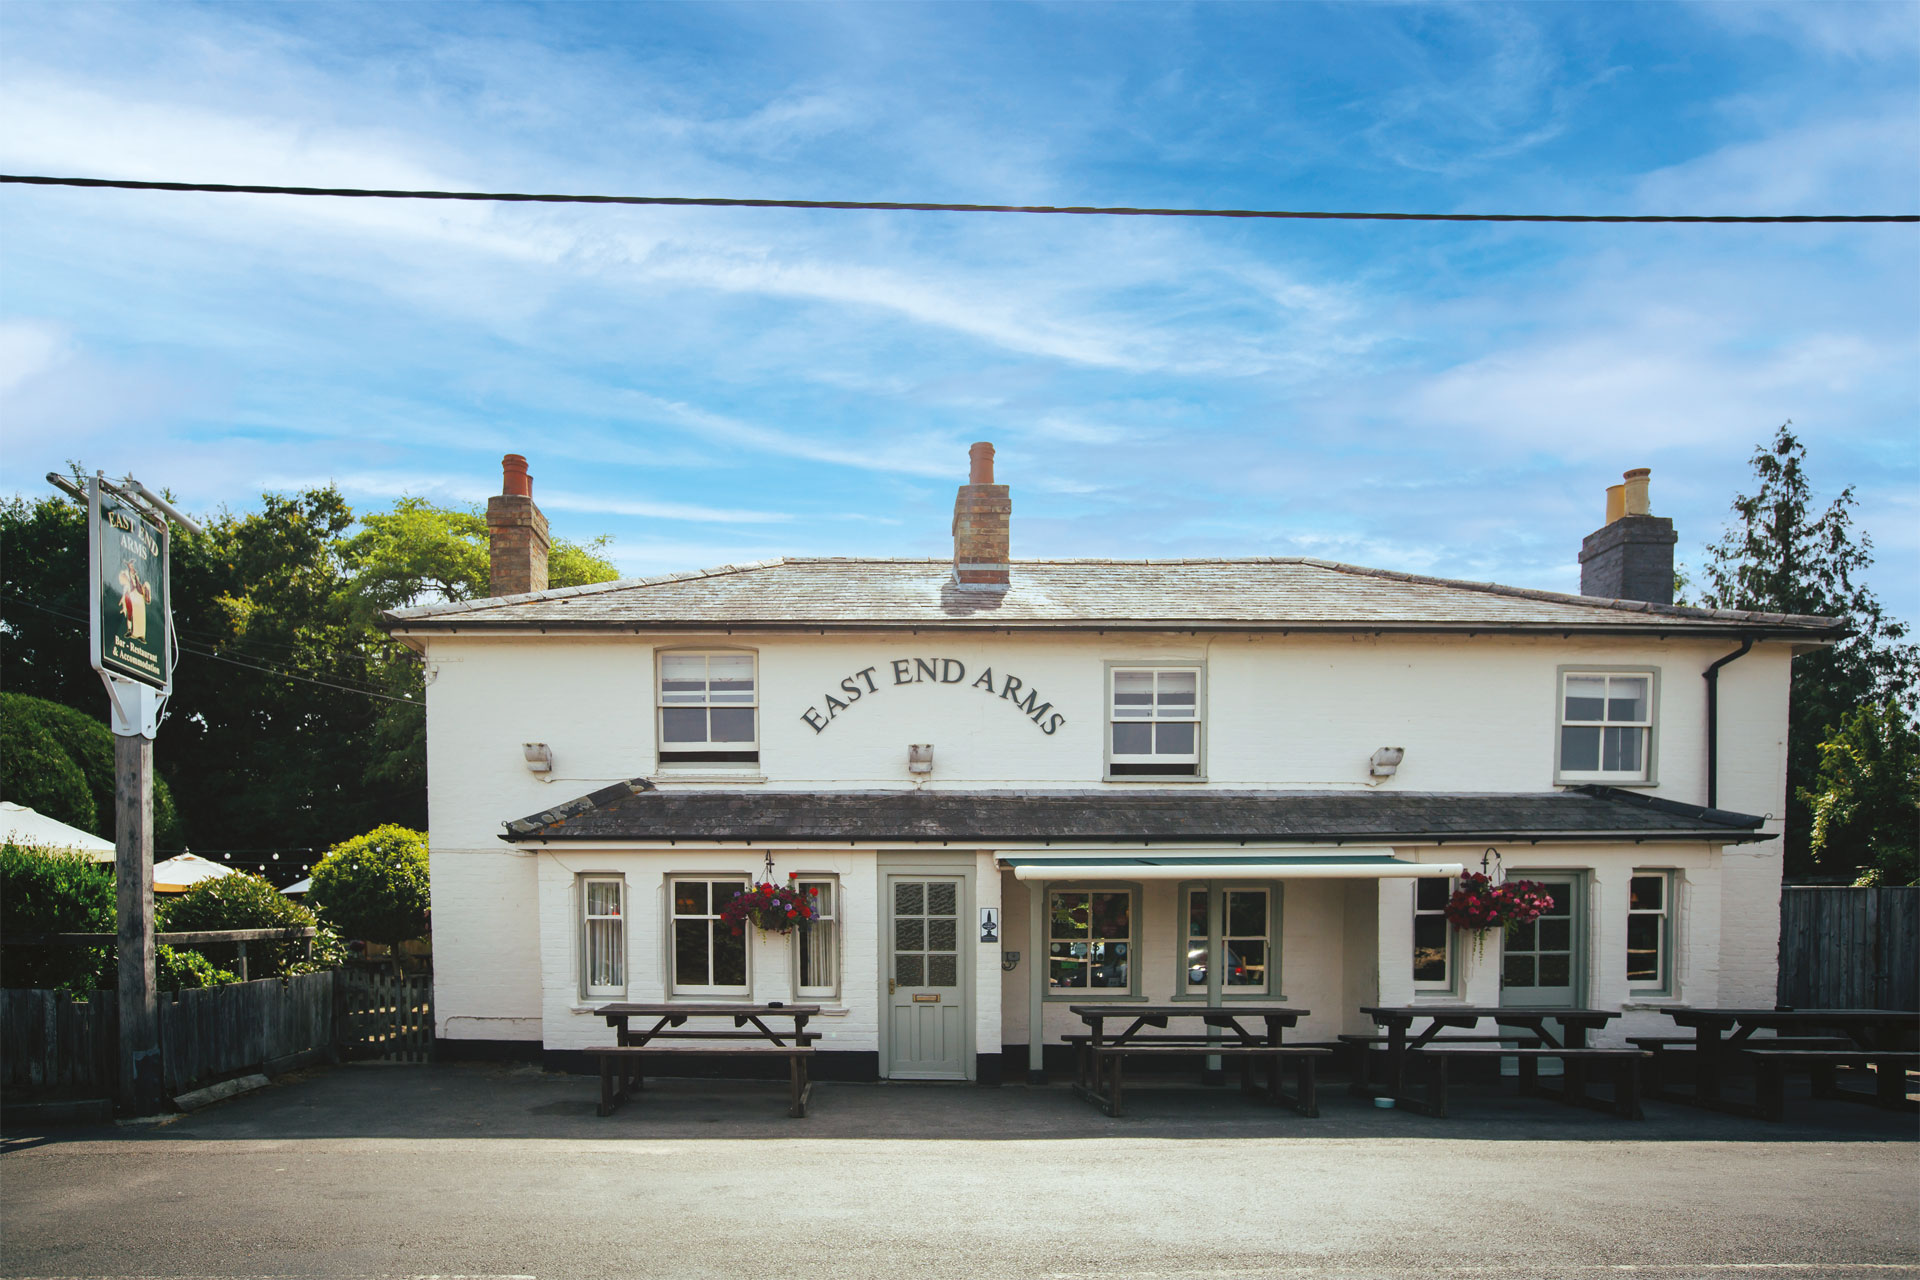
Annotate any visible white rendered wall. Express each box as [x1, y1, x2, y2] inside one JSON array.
[[414, 629, 1793, 1047]]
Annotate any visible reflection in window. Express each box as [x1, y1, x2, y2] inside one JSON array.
[[670, 877, 749, 993], [1413, 877, 1452, 988], [1628, 871, 1671, 992], [1049, 890, 1132, 990]]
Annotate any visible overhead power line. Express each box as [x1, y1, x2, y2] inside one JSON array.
[[1, 173, 1912, 223]]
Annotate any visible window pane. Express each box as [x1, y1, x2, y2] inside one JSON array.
[[1091, 893, 1130, 939], [587, 882, 621, 917], [712, 924, 746, 986], [928, 918, 957, 951], [1564, 676, 1607, 722], [1187, 890, 1208, 939], [1049, 939, 1087, 961], [896, 882, 924, 915], [1226, 890, 1266, 938], [675, 882, 708, 916], [1603, 726, 1643, 773], [661, 654, 707, 702], [1226, 939, 1265, 987], [1607, 677, 1648, 723], [1504, 954, 1536, 987], [707, 654, 754, 700], [1561, 725, 1601, 772], [927, 883, 957, 916], [1050, 895, 1089, 939], [662, 707, 708, 743], [1154, 722, 1196, 755], [1509, 919, 1537, 950], [588, 918, 622, 988], [708, 707, 756, 743], [1627, 915, 1661, 983], [801, 920, 835, 989], [1413, 916, 1449, 982], [1539, 917, 1571, 952], [1630, 876, 1663, 911], [1186, 944, 1209, 988], [897, 955, 924, 986], [1416, 878, 1450, 911], [674, 919, 708, 986], [928, 954, 958, 987], [1539, 954, 1571, 987], [1113, 671, 1153, 715], [805, 882, 833, 917], [1090, 941, 1128, 988], [1049, 957, 1084, 989], [1156, 671, 1197, 709], [1112, 722, 1152, 754], [1540, 886, 1569, 916], [896, 918, 924, 951]]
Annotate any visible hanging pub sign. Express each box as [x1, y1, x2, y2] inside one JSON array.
[[89, 478, 172, 690]]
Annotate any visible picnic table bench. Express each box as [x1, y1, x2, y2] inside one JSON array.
[[1067, 1005, 1327, 1117], [591, 1003, 821, 1118], [1661, 1008, 1920, 1120], [1356, 1006, 1645, 1118]]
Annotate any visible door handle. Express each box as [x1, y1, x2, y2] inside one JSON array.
[[889, 978, 897, 994]]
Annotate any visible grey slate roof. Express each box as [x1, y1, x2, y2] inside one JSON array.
[[500, 783, 1770, 845], [382, 558, 1839, 636]]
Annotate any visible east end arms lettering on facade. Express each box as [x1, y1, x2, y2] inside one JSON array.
[[798, 657, 1067, 736]]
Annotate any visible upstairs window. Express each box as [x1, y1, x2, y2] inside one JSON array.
[[1108, 666, 1201, 777], [1557, 670, 1654, 784], [659, 651, 758, 766]]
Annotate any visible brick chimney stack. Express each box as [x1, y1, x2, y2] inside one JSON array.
[[1578, 467, 1677, 605], [952, 441, 1011, 590], [487, 453, 550, 596]]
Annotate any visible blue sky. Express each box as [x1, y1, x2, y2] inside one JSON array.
[[2, 2, 1915, 622]]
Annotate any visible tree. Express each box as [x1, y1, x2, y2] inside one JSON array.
[[0, 842, 114, 991], [0, 693, 184, 848], [307, 824, 430, 958], [1694, 424, 1920, 876], [158, 871, 325, 978], [1802, 700, 1919, 886]]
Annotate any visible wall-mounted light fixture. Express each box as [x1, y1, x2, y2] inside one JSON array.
[[1001, 951, 1021, 972], [523, 742, 554, 773], [909, 744, 934, 776], [1369, 747, 1405, 778]]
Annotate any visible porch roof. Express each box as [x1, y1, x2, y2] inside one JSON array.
[[500, 782, 1770, 845]]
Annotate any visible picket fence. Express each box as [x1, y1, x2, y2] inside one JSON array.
[[0, 967, 433, 1099]]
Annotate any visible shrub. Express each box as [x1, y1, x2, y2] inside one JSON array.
[[0, 842, 113, 991], [157, 945, 237, 991], [158, 871, 320, 978], [0, 693, 183, 847], [308, 825, 429, 950]]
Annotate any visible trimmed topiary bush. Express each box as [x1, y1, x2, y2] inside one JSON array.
[[158, 871, 320, 978], [308, 824, 429, 956], [0, 692, 183, 848]]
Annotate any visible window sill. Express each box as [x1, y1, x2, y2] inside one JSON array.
[[1622, 996, 1680, 1009], [1104, 774, 1209, 784], [1555, 777, 1656, 789], [1044, 992, 1146, 1002], [1169, 992, 1287, 1003]]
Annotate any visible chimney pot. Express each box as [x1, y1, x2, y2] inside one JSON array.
[[969, 442, 995, 485], [1621, 467, 1652, 517], [502, 453, 532, 498], [1605, 484, 1626, 526]]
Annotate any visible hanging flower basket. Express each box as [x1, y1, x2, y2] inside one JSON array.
[[721, 882, 818, 936], [1444, 872, 1556, 957]]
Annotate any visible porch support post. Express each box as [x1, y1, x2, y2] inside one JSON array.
[[1027, 878, 1046, 1084]]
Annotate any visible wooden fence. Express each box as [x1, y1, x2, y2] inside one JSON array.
[[1778, 886, 1919, 1011], [1, 967, 434, 1098]]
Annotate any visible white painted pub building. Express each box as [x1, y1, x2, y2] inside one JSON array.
[[385, 448, 1836, 1083]]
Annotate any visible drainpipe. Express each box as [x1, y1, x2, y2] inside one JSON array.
[[1703, 638, 1755, 809]]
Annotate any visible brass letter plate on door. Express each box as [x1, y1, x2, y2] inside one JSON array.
[[912, 993, 941, 1003]]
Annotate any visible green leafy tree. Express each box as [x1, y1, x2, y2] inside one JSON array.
[[1802, 700, 1919, 886], [0, 842, 114, 991], [1693, 424, 1919, 875], [158, 871, 324, 978], [0, 693, 183, 847], [308, 824, 430, 959]]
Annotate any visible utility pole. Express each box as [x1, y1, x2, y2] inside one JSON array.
[[53, 469, 200, 1114]]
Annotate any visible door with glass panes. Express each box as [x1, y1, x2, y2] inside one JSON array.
[[883, 873, 969, 1080], [1498, 873, 1584, 1007]]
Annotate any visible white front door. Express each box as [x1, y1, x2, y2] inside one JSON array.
[[883, 873, 969, 1080]]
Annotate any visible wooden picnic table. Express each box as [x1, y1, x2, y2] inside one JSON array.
[[591, 1002, 822, 1117], [1356, 1005, 1631, 1116], [1662, 1007, 1920, 1113], [1066, 1004, 1325, 1116]]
